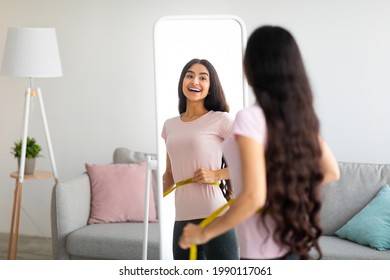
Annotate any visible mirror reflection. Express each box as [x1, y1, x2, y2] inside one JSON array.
[[154, 15, 247, 259]]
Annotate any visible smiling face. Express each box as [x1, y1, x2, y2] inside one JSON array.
[[182, 63, 210, 104]]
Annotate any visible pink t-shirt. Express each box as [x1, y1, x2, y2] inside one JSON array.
[[162, 111, 232, 221], [223, 104, 289, 259]]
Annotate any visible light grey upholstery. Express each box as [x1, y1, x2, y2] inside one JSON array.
[[51, 148, 160, 260], [52, 157, 390, 259], [310, 162, 390, 259]]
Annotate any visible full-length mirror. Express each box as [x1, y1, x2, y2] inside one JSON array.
[[154, 15, 248, 259]]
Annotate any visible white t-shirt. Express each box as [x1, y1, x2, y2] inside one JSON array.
[[223, 104, 289, 259], [162, 111, 233, 221]]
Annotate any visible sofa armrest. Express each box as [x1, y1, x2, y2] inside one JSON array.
[[51, 173, 91, 259]]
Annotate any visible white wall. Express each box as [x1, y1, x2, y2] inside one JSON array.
[[0, 0, 389, 239]]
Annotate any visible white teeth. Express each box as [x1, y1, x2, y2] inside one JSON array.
[[189, 88, 201, 92]]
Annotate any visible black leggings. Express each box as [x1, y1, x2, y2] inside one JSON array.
[[173, 219, 239, 260]]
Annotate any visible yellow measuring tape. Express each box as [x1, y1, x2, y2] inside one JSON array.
[[189, 201, 265, 260], [163, 178, 219, 197], [189, 199, 234, 260], [163, 177, 223, 260], [164, 178, 263, 260]]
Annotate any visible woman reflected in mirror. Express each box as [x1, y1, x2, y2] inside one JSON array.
[[161, 58, 239, 260]]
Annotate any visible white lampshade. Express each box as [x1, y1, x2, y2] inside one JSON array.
[[1, 27, 62, 78]]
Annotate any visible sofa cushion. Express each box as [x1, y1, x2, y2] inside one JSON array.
[[319, 162, 390, 235], [113, 147, 156, 163], [311, 236, 390, 260], [66, 223, 160, 259], [335, 184, 390, 251], [113, 147, 159, 218], [86, 162, 157, 224]]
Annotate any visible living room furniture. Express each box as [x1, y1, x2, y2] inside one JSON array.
[[7, 170, 53, 260], [52, 155, 390, 259], [310, 162, 390, 259], [51, 148, 160, 259], [154, 17, 248, 259], [1, 28, 62, 260], [1, 27, 62, 186]]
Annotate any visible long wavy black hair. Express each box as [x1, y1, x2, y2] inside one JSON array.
[[178, 58, 233, 200], [243, 26, 324, 259]]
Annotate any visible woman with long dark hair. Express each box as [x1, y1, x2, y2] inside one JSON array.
[[162, 58, 238, 259], [179, 26, 340, 259]]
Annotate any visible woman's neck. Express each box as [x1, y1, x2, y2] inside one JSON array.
[[180, 106, 209, 122]]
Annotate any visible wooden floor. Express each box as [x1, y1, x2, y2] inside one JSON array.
[[0, 233, 52, 260]]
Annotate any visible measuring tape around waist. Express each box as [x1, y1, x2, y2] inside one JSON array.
[[189, 201, 266, 260], [163, 178, 219, 197], [164, 177, 265, 260], [163, 177, 229, 260], [189, 198, 234, 260]]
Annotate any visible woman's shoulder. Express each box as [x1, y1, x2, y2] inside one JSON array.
[[163, 115, 182, 131], [164, 115, 181, 124], [237, 103, 264, 119], [209, 110, 233, 121], [233, 103, 267, 143], [234, 104, 266, 130]]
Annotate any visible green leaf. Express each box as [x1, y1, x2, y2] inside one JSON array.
[[10, 137, 42, 158]]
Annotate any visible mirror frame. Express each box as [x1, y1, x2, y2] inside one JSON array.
[[153, 15, 248, 259]]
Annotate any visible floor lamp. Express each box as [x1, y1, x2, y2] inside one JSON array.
[[1, 27, 62, 259]]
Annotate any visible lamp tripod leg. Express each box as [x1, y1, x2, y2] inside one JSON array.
[[18, 88, 32, 183], [8, 88, 32, 259], [36, 88, 59, 182], [11, 182, 23, 260], [7, 180, 19, 259]]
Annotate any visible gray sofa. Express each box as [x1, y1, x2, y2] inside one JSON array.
[[51, 148, 160, 260], [311, 162, 390, 259], [52, 155, 390, 260]]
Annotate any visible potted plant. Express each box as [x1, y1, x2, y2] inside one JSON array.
[[11, 137, 42, 174]]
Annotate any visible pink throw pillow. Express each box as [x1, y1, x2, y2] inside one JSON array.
[[86, 162, 157, 224]]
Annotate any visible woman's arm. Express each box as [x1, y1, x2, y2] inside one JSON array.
[[163, 153, 175, 193], [179, 135, 266, 248], [318, 136, 340, 186]]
